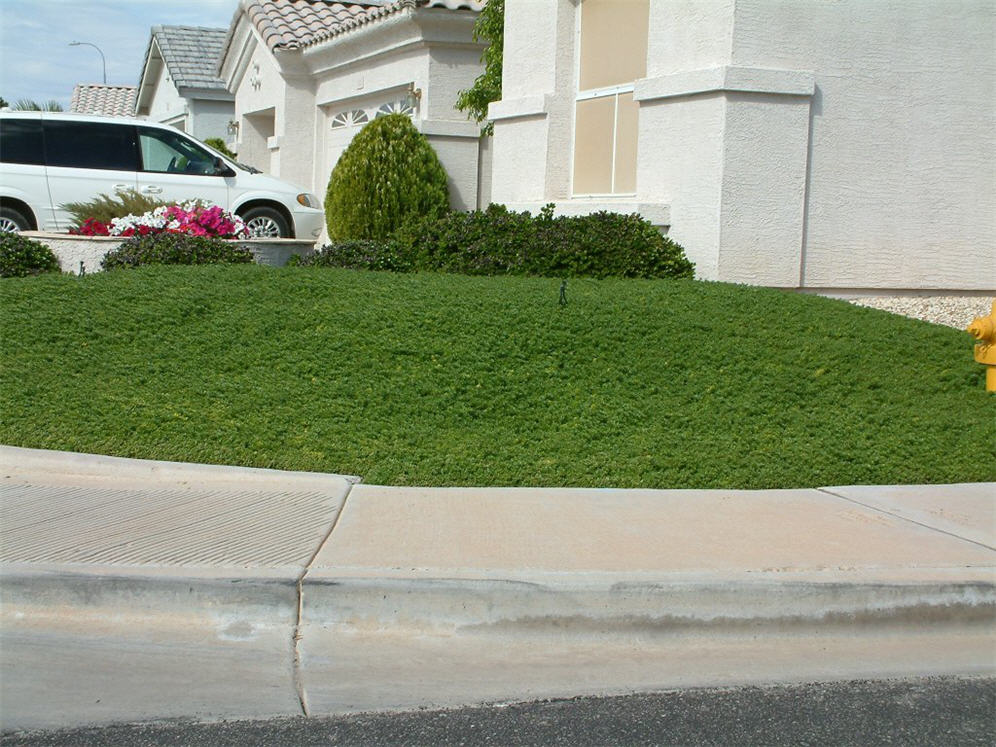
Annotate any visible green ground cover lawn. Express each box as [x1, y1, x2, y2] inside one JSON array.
[[1, 265, 993, 488]]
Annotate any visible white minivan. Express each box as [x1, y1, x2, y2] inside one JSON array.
[[0, 112, 324, 239]]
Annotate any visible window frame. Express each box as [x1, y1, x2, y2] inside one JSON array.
[[570, 0, 647, 198]]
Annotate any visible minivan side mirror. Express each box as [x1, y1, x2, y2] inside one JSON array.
[[213, 157, 236, 177]]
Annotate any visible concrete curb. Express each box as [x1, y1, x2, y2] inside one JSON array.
[[1, 446, 994, 730]]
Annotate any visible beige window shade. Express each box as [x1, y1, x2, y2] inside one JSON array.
[[579, 0, 649, 91], [573, 93, 639, 196], [613, 92, 639, 194], [573, 96, 615, 195]]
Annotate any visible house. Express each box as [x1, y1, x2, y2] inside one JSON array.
[[216, 0, 488, 218], [69, 84, 137, 117], [135, 25, 235, 141], [489, 0, 996, 292]]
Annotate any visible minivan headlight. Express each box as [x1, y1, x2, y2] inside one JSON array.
[[297, 193, 320, 208]]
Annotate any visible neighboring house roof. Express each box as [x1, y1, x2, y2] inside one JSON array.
[[70, 84, 138, 117], [243, 0, 484, 53], [136, 26, 233, 116], [143, 26, 230, 92]]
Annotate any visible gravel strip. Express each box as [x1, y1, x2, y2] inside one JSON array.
[[844, 295, 993, 329]]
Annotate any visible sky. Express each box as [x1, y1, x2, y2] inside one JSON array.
[[0, 0, 238, 110]]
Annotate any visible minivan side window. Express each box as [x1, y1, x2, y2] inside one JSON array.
[[138, 127, 219, 176], [0, 119, 45, 165], [43, 121, 139, 171]]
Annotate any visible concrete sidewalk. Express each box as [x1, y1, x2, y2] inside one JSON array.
[[1, 445, 994, 731]]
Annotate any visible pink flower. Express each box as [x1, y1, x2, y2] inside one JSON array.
[[77, 202, 248, 239]]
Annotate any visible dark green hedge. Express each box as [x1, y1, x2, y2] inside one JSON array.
[[304, 205, 695, 279], [0, 233, 61, 277], [101, 233, 254, 270], [291, 240, 410, 272]]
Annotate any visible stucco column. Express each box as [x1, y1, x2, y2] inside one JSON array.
[[278, 74, 319, 192], [634, 0, 813, 286], [489, 0, 576, 206], [636, 69, 813, 286]]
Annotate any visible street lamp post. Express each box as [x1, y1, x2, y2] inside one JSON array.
[[68, 41, 107, 84]]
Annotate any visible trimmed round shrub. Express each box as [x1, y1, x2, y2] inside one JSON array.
[[293, 240, 410, 272], [101, 233, 254, 270], [324, 114, 449, 241], [389, 205, 695, 279], [0, 233, 61, 277]]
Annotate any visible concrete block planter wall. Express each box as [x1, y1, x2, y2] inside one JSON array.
[[22, 232, 316, 275]]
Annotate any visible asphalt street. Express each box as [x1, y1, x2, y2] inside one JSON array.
[[4, 676, 994, 747]]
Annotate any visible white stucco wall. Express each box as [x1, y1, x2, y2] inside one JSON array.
[[476, 133, 492, 210], [490, 113, 549, 204], [717, 92, 811, 287], [187, 99, 235, 143], [424, 130, 479, 211], [145, 62, 187, 127], [489, 0, 576, 206], [426, 46, 484, 123], [728, 0, 995, 290], [279, 73, 318, 192], [237, 37, 288, 123], [490, 0, 995, 291], [636, 93, 725, 280], [232, 34, 291, 176], [646, 0, 735, 76]]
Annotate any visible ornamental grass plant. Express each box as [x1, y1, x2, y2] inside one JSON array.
[[63, 189, 169, 228]]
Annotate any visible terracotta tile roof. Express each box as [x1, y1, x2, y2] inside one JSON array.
[[151, 26, 230, 91], [244, 0, 483, 52], [69, 84, 138, 117]]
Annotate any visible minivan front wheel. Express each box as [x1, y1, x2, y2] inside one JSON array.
[[0, 206, 32, 233], [241, 207, 290, 239]]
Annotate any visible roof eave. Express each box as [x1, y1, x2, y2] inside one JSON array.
[[135, 37, 164, 115], [298, 5, 482, 76], [174, 85, 236, 101], [217, 6, 258, 90]]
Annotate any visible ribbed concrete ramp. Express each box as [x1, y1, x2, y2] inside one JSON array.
[[0, 446, 356, 731], [2, 482, 346, 568], [1, 446, 993, 732]]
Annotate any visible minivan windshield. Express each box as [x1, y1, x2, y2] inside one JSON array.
[[198, 141, 261, 174]]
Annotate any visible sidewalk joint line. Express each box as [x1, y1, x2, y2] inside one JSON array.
[[291, 479, 357, 718], [816, 488, 995, 553]]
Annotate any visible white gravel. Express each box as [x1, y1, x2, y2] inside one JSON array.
[[843, 295, 993, 330]]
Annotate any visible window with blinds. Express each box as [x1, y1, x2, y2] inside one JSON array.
[[572, 0, 648, 196]]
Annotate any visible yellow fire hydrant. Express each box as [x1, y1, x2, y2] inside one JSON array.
[[967, 300, 996, 392]]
